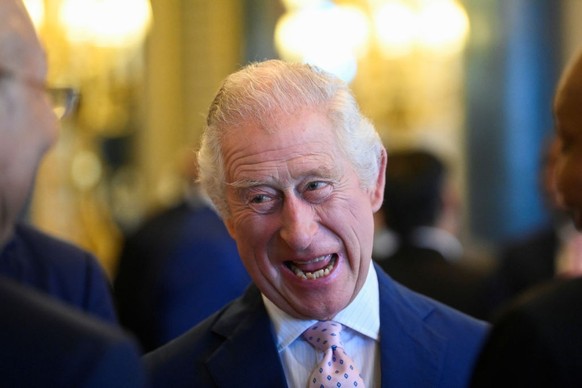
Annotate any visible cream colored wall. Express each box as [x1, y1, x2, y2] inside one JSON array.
[[141, 0, 244, 212]]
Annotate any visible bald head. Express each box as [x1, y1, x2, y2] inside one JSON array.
[[0, 0, 44, 74]]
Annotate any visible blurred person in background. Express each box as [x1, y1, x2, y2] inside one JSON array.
[[470, 48, 582, 388], [0, 0, 146, 385], [483, 135, 582, 319], [374, 149, 491, 319], [114, 147, 251, 352]]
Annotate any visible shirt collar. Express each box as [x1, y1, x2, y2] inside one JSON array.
[[263, 263, 380, 352]]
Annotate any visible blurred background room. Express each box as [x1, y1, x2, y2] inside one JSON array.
[[21, 0, 582, 318]]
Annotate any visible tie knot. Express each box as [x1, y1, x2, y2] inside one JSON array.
[[302, 320, 343, 352]]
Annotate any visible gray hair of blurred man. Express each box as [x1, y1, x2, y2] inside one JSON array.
[[197, 59, 384, 219]]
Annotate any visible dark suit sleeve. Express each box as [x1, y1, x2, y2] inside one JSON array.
[[4, 224, 119, 324], [470, 303, 565, 388], [82, 250, 119, 324], [80, 336, 149, 388], [0, 276, 147, 388]]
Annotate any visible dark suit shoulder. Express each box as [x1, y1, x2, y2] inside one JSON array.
[[505, 277, 582, 330], [1, 223, 117, 323], [0, 277, 146, 388], [390, 273, 488, 341], [471, 277, 582, 387], [143, 285, 277, 388], [13, 223, 96, 264], [143, 303, 232, 381], [377, 267, 489, 387]]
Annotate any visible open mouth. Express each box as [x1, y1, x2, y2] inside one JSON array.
[[285, 254, 337, 280]]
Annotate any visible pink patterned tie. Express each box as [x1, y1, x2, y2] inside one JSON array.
[[303, 321, 366, 388]]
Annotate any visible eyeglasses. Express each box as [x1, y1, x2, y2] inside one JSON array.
[[0, 67, 79, 120], [46, 87, 80, 120]]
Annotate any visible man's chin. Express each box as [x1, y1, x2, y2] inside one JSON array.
[[286, 296, 349, 321]]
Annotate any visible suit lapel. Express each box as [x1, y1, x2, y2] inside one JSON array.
[[376, 264, 447, 388], [204, 266, 449, 387], [205, 286, 288, 388]]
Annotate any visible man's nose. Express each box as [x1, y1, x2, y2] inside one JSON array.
[[279, 196, 318, 250]]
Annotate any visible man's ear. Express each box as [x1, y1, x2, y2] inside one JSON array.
[[370, 148, 387, 212]]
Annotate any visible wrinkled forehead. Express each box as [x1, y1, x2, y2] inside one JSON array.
[[0, 0, 46, 76]]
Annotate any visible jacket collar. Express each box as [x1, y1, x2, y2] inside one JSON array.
[[376, 264, 446, 387], [205, 285, 288, 387], [204, 264, 447, 388]]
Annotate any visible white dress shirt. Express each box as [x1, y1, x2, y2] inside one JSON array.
[[263, 264, 381, 387]]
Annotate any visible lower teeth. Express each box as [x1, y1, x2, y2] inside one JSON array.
[[291, 257, 335, 280]]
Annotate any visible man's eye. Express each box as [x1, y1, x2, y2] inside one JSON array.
[[249, 194, 270, 204], [303, 181, 333, 203], [246, 191, 281, 214], [306, 181, 328, 191]]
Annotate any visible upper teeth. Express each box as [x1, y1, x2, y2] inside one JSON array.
[[305, 255, 326, 264]]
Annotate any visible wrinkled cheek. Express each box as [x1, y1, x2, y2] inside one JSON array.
[[355, 209, 376, 255], [233, 217, 278, 267]]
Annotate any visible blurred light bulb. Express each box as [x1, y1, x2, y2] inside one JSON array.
[[417, 0, 470, 54], [275, 4, 369, 83], [374, 1, 417, 58], [59, 0, 152, 47], [281, 0, 326, 11]]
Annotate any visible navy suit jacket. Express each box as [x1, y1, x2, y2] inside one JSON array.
[[0, 222, 117, 323], [144, 264, 489, 387], [0, 276, 147, 387]]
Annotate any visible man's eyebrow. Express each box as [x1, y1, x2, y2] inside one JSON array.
[[302, 167, 341, 181], [226, 179, 266, 189], [227, 167, 340, 189]]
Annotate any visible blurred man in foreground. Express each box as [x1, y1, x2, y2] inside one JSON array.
[[0, 0, 117, 323], [470, 49, 582, 387], [0, 0, 146, 385]]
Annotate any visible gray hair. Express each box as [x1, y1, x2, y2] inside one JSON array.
[[197, 59, 384, 219]]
